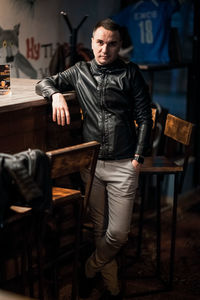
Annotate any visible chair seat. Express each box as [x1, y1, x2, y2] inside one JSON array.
[[10, 206, 32, 213], [52, 187, 81, 205], [141, 156, 183, 173]]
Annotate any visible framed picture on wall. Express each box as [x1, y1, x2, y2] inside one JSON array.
[[0, 64, 11, 96]]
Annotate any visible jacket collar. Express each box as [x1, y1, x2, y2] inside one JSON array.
[[91, 58, 126, 74]]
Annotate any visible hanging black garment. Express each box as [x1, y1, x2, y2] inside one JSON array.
[[0, 149, 52, 228]]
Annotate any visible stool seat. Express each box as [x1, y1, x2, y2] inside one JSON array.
[[142, 156, 183, 173], [52, 187, 81, 204], [10, 206, 32, 213]]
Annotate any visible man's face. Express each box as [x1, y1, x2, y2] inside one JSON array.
[[91, 26, 121, 65]]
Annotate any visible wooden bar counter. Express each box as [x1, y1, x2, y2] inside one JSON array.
[[0, 78, 82, 154]]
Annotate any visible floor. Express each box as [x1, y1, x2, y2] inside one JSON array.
[[53, 186, 200, 300], [121, 187, 200, 300], [2, 183, 200, 300]]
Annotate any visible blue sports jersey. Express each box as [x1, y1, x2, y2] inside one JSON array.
[[112, 0, 179, 64]]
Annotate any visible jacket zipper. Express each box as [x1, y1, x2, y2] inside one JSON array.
[[99, 73, 106, 156]]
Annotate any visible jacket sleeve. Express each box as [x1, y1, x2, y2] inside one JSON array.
[[130, 63, 153, 155], [35, 65, 77, 100]]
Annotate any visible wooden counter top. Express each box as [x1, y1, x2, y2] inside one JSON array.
[[0, 78, 81, 154], [0, 78, 75, 113]]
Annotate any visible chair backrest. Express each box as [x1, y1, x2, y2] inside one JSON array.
[[134, 107, 157, 155], [164, 113, 194, 192], [150, 107, 158, 153], [151, 107, 157, 130], [134, 107, 157, 129], [164, 114, 194, 146], [46, 141, 100, 211]]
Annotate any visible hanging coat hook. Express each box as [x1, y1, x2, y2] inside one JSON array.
[[60, 11, 89, 66]]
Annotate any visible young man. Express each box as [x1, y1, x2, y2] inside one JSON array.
[[36, 18, 152, 300]]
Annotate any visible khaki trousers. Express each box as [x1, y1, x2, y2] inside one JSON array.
[[82, 159, 139, 294]]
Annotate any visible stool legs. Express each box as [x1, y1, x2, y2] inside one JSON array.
[[169, 173, 178, 289], [125, 172, 179, 296], [156, 175, 161, 277], [155, 173, 179, 287], [136, 176, 149, 258], [71, 198, 82, 300]]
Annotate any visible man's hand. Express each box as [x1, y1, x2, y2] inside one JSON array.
[[52, 93, 70, 126], [131, 159, 141, 171], [132, 154, 143, 171]]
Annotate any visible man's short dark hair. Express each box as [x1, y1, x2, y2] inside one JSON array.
[[93, 18, 122, 39]]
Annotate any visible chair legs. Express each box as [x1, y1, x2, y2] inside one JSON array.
[[71, 198, 83, 300], [136, 176, 147, 258], [169, 173, 179, 289], [36, 214, 46, 300], [38, 197, 83, 300], [155, 175, 161, 278], [26, 213, 46, 300], [124, 172, 179, 297], [0, 214, 33, 297], [136, 174, 162, 277]]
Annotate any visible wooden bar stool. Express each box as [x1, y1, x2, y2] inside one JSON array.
[[124, 113, 194, 297], [43, 141, 100, 300]]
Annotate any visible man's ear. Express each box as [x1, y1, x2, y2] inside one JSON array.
[[91, 37, 94, 50]]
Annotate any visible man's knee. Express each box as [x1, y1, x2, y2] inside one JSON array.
[[106, 229, 128, 248]]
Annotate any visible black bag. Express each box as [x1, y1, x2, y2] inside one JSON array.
[[0, 149, 52, 227]]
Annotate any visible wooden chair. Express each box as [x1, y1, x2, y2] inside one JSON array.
[[125, 113, 194, 296], [44, 141, 100, 300]]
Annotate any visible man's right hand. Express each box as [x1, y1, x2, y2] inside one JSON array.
[[52, 93, 70, 126]]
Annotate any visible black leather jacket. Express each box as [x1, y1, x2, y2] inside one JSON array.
[[36, 58, 152, 160]]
